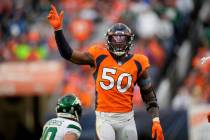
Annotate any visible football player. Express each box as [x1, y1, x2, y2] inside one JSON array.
[[40, 95, 82, 140], [48, 4, 164, 140]]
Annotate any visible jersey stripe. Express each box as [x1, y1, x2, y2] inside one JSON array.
[[67, 124, 81, 132], [95, 91, 98, 110], [93, 55, 107, 80], [134, 60, 142, 77]]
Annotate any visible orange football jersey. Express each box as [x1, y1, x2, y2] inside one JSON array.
[[88, 44, 150, 112]]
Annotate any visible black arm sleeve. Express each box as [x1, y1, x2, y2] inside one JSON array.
[[138, 76, 160, 119], [140, 87, 159, 118], [55, 30, 73, 60]]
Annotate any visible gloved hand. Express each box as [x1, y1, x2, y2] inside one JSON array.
[[152, 121, 164, 140], [48, 4, 64, 31], [208, 112, 210, 123]]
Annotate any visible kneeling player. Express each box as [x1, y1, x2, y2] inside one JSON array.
[[40, 95, 82, 140]]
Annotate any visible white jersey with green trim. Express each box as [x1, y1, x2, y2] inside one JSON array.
[[41, 117, 82, 140]]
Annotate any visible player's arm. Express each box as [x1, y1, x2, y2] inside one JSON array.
[[137, 69, 159, 119], [137, 69, 164, 140], [64, 133, 77, 140], [54, 30, 94, 65], [47, 4, 94, 66]]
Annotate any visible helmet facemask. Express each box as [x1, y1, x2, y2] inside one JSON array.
[[107, 35, 131, 56]]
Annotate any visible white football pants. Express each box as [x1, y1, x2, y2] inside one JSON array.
[[95, 111, 138, 140]]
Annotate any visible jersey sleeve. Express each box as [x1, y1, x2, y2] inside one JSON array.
[[65, 123, 82, 139], [135, 54, 150, 75], [87, 44, 103, 68], [87, 45, 100, 60]]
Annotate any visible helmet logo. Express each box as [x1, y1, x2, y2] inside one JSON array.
[[115, 31, 125, 34]]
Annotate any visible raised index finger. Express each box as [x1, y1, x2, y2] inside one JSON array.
[[51, 4, 57, 13]]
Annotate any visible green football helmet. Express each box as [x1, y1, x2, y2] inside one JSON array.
[[56, 94, 82, 121]]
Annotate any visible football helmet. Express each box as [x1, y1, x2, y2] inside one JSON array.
[[106, 23, 134, 56], [56, 94, 82, 121]]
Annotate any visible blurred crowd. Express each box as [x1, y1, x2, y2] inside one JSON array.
[[0, 0, 209, 109]]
